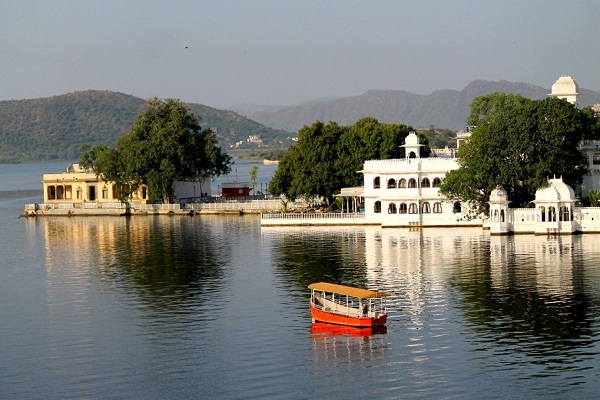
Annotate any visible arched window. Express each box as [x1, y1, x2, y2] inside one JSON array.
[[102, 186, 109, 199], [399, 203, 407, 214], [388, 203, 397, 214], [421, 178, 431, 188], [453, 201, 461, 213], [56, 185, 64, 200], [374, 201, 381, 213], [433, 202, 442, 213], [540, 206, 546, 222], [432, 177, 441, 187], [559, 206, 569, 221], [387, 179, 397, 189], [47, 186, 56, 200], [76, 187, 82, 200], [64, 185, 72, 200], [422, 202, 431, 213], [408, 178, 417, 188], [373, 177, 381, 189], [548, 206, 556, 222], [399, 178, 407, 188], [408, 203, 418, 214], [492, 209, 498, 222], [500, 209, 505, 222]]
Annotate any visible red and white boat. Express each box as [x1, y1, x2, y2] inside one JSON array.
[[308, 282, 388, 327]]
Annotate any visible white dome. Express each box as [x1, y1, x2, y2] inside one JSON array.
[[404, 132, 420, 146], [535, 178, 575, 202], [489, 185, 508, 201], [550, 75, 579, 97]]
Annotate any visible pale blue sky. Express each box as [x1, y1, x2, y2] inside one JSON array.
[[2, 0, 599, 108]]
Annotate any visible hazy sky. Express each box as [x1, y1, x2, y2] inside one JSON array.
[[2, 0, 599, 108]]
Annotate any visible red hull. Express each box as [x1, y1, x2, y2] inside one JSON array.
[[311, 322, 387, 337], [310, 304, 387, 327]]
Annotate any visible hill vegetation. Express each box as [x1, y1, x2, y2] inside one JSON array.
[[0, 91, 293, 163]]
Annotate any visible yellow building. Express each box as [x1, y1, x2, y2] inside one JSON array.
[[43, 163, 148, 205]]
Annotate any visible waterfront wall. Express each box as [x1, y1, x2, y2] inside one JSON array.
[[261, 212, 374, 226], [24, 199, 305, 216]]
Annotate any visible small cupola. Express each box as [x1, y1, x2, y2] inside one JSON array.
[[401, 132, 423, 158]]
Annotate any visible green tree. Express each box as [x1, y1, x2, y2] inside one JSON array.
[[269, 118, 417, 204], [80, 98, 231, 203], [249, 165, 258, 195], [440, 93, 596, 213]]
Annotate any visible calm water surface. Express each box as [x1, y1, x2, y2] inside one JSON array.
[[1, 163, 600, 399]]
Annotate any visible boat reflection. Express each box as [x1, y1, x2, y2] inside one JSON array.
[[311, 322, 387, 337]]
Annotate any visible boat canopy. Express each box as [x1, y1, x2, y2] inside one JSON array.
[[308, 282, 388, 299]]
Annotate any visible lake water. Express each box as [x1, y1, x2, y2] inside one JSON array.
[[1, 162, 600, 399]]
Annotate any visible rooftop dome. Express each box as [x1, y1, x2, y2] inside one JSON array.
[[534, 177, 576, 202], [403, 132, 422, 146], [489, 185, 509, 202], [549, 75, 579, 98]]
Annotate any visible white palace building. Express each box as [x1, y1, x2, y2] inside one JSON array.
[[263, 75, 600, 234]]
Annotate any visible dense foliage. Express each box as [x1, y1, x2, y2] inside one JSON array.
[[440, 93, 600, 213], [0, 90, 292, 163], [268, 117, 427, 204], [417, 127, 458, 149], [81, 98, 232, 203]]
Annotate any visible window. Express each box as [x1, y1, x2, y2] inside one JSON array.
[[421, 178, 430, 188], [399, 178, 407, 188], [433, 202, 442, 213], [65, 185, 72, 200], [539, 206, 546, 222], [432, 177, 441, 187], [56, 186, 64, 200], [408, 203, 418, 214], [500, 209, 505, 222], [387, 179, 397, 189], [593, 153, 600, 165], [76, 187, 82, 200], [374, 201, 381, 213], [422, 202, 431, 213], [548, 206, 556, 222], [453, 201, 461, 213], [102, 186, 109, 199], [47, 186, 56, 200], [399, 203, 407, 214], [373, 177, 381, 189], [408, 178, 417, 188], [388, 203, 397, 214]]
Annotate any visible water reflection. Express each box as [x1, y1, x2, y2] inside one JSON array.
[[267, 225, 600, 386], [26, 215, 230, 317], [311, 322, 387, 337]]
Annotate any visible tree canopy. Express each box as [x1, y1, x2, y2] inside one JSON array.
[[440, 93, 599, 212], [80, 98, 231, 203], [268, 117, 425, 204]]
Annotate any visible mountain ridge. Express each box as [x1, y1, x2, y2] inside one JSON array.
[[0, 91, 293, 163], [234, 79, 600, 131]]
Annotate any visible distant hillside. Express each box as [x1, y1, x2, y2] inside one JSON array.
[[0, 91, 293, 163], [236, 80, 600, 132]]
